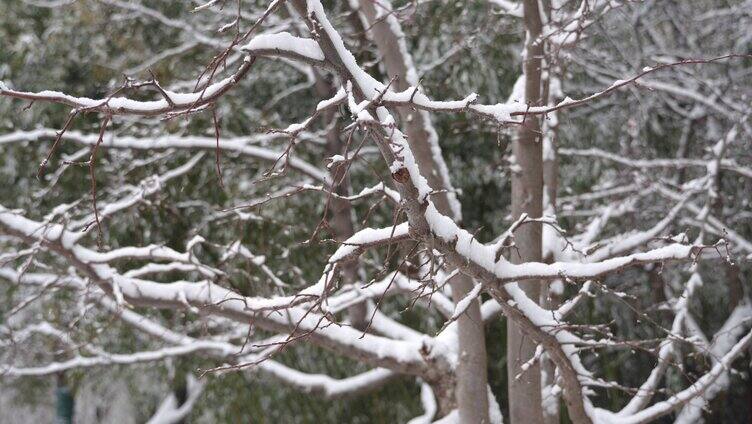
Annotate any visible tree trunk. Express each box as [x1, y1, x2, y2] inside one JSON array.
[[508, 1, 545, 423], [541, 91, 561, 424], [351, 1, 490, 421], [540, 15, 561, 420]]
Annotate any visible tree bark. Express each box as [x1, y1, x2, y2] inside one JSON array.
[[541, 88, 561, 424], [351, 1, 490, 421], [508, 1, 545, 423], [539, 13, 561, 419]]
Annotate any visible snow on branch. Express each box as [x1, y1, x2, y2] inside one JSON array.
[[0, 56, 256, 116], [146, 375, 205, 424], [0, 207, 446, 377], [241, 32, 330, 66], [1, 0, 750, 421]]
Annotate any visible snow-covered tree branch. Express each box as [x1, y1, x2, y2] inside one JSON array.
[[1, 0, 750, 422]]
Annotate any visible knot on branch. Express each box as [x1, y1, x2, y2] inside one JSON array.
[[391, 167, 410, 184]]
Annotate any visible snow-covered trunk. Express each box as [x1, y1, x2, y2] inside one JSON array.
[[539, 15, 562, 417], [352, 1, 489, 421], [540, 77, 561, 424], [348, 0, 461, 221], [507, 1, 545, 423]]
